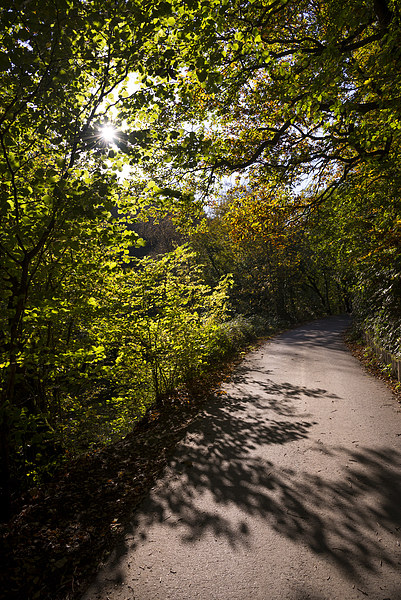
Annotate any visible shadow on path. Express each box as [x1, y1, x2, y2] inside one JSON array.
[[274, 315, 352, 351], [103, 374, 401, 586]]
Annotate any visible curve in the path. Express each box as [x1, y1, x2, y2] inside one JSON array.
[[82, 316, 401, 600]]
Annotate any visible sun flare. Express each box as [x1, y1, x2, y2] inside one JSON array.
[[99, 124, 116, 143]]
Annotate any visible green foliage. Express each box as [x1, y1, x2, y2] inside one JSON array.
[[1, 240, 234, 487], [353, 264, 401, 357], [92, 244, 232, 412], [191, 185, 350, 323], [166, 0, 401, 192], [0, 0, 217, 509], [1, 0, 401, 516], [167, 0, 401, 360]]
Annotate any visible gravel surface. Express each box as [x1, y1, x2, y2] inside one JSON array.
[[82, 316, 401, 600]]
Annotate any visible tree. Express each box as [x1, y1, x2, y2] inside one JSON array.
[[2, 0, 400, 520], [0, 0, 187, 517], [156, 0, 400, 353], [159, 0, 401, 199], [193, 180, 349, 322]]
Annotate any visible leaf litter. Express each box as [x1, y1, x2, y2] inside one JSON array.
[[0, 367, 233, 600]]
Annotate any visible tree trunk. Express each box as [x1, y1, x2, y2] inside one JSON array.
[[0, 413, 11, 521], [0, 258, 30, 519]]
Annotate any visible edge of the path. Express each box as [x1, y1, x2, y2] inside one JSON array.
[[344, 330, 401, 404], [0, 317, 288, 600]]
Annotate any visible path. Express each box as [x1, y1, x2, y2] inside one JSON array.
[[82, 316, 401, 600]]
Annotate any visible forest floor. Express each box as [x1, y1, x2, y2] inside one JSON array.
[[1, 317, 400, 600], [0, 352, 249, 600]]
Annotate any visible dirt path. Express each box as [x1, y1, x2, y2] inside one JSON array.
[[82, 316, 401, 600]]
